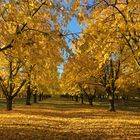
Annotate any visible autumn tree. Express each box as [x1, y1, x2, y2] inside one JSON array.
[[0, 0, 77, 106], [66, 0, 140, 110], [0, 50, 26, 110], [0, 0, 80, 52], [60, 46, 101, 106], [71, 0, 140, 66]]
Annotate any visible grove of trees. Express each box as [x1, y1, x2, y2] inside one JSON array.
[[0, 0, 140, 111]]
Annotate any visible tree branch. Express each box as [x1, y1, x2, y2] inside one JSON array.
[[12, 80, 26, 99]]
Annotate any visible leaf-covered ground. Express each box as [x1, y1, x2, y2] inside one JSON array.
[[0, 97, 140, 140]]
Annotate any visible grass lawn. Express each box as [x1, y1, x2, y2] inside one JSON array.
[[0, 97, 140, 140]]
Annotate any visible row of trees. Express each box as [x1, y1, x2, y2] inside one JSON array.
[[0, 0, 139, 111], [60, 0, 140, 111], [0, 0, 77, 110]]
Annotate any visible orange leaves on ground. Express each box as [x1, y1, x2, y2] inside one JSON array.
[[0, 98, 140, 140]]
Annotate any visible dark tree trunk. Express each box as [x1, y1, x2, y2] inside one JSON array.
[[109, 94, 115, 112], [26, 92, 31, 105], [98, 95, 101, 101], [26, 85, 31, 105], [42, 95, 45, 100], [87, 94, 95, 106], [88, 98, 93, 106], [80, 94, 84, 104], [71, 96, 74, 101], [39, 94, 42, 101], [33, 93, 37, 103], [42, 95, 44, 100], [6, 97, 13, 111], [75, 95, 78, 102]]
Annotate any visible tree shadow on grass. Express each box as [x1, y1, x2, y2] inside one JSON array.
[[0, 126, 109, 140]]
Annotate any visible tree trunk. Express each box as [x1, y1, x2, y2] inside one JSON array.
[[71, 96, 74, 101], [75, 95, 78, 102], [39, 94, 42, 101], [26, 85, 31, 105], [26, 93, 31, 105], [33, 93, 37, 103], [6, 97, 13, 111], [42, 95, 44, 100], [109, 94, 115, 112], [88, 98, 93, 106], [80, 94, 84, 104]]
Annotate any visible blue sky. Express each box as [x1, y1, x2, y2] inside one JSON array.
[[67, 17, 83, 33], [58, 0, 95, 75], [63, 0, 95, 41], [58, 17, 84, 75]]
